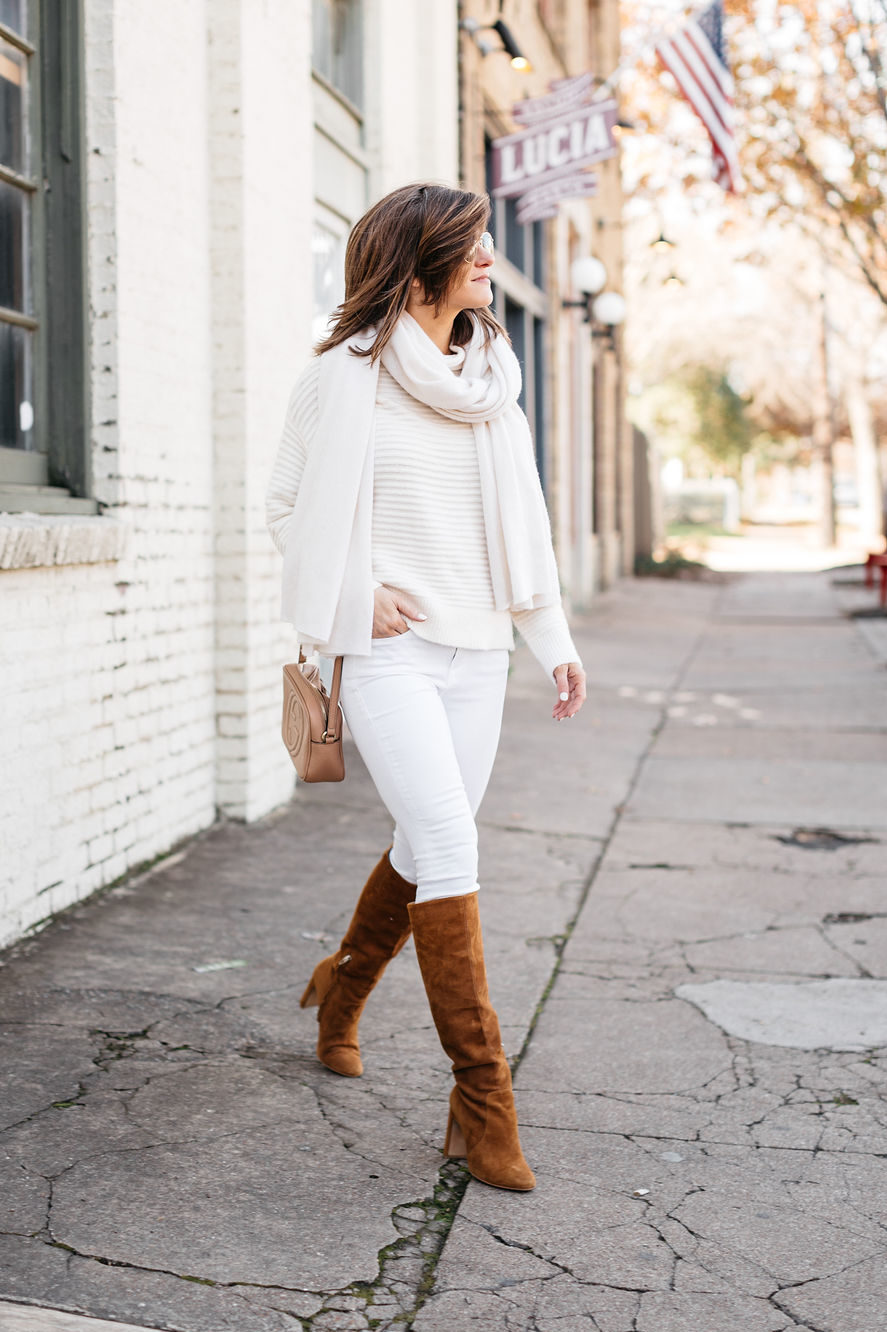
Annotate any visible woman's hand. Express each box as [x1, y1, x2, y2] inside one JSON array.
[[552, 662, 586, 720], [373, 585, 427, 638]]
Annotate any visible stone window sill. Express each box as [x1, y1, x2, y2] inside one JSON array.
[[0, 511, 127, 570]]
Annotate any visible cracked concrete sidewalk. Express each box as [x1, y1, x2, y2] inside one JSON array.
[[2, 568, 886, 1332]]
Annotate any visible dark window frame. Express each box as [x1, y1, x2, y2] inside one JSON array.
[[0, 0, 93, 514], [484, 133, 549, 493]]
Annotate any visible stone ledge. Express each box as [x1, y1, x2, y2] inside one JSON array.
[[0, 512, 127, 570]]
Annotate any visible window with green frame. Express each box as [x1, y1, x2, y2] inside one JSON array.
[[0, 0, 93, 514]]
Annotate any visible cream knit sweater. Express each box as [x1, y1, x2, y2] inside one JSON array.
[[267, 353, 581, 679]]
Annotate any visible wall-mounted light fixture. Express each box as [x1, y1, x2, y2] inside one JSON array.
[[567, 257, 607, 299], [611, 117, 636, 138], [650, 231, 675, 251], [459, 17, 532, 71], [562, 256, 626, 349]]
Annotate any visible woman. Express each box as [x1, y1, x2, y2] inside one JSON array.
[[266, 183, 586, 1193]]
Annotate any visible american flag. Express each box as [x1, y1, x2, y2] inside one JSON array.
[[656, 1, 743, 192]]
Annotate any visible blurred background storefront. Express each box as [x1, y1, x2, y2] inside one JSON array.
[[459, 0, 635, 603], [0, 0, 634, 946]]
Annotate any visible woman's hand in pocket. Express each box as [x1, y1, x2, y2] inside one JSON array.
[[372, 585, 427, 638]]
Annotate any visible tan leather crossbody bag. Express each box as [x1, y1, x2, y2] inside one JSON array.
[[281, 653, 345, 783]]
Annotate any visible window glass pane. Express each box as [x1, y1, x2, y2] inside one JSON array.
[[0, 36, 26, 173], [484, 136, 493, 191], [532, 221, 545, 288], [504, 296, 526, 412], [504, 196, 525, 272], [312, 0, 363, 108], [311, 218, 346, 340], [0, 1, 25, 33], [0, 179, 27, 309], [0, 319, 34, 449]]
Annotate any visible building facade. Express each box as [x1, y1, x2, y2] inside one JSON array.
[[458, 0, 631, 601], [0, 0, 630, 948]]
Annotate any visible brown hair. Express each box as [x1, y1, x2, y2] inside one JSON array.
[[314, 183, 507, 361]]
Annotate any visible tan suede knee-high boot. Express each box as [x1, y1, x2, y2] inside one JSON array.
[[300, 850, 416, 1076], [408, 892, 535, 1192]]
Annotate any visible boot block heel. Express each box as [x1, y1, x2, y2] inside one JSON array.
[[300, 953, 339, 1010], [444, 1108, 467, 1158]]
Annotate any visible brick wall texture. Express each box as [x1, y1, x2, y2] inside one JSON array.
[[0, 0, 322, 945]]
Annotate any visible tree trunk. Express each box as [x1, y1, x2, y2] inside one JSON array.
[[813, 289, 836, 547]]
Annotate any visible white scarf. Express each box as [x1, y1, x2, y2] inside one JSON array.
[[281, 311, 561, 655]]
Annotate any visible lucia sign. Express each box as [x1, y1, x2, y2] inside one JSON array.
[[490, 73, 618, 224]]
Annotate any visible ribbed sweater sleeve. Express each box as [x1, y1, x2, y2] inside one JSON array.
[[512, 603, 582, 679], [265, 360, 320, 555]]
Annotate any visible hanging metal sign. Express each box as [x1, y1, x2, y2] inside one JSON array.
[[515, 172, 600, 225], [509, 72, 599, 125], [490, 74, 618, 211]]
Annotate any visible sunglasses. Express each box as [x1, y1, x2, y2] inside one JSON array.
[[465, 232, 495, 264]]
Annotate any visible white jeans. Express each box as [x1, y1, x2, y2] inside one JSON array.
[[339, 632, 509, 903]]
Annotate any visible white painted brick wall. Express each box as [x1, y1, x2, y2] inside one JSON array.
[[1, 0, 217, 947], [207, 0, 313, 821], [1, 0, 465, 948]]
